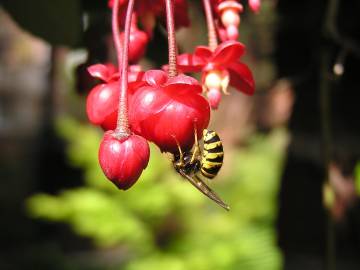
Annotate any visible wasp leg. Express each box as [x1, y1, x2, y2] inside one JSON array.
[[190, 126, 201, 164], [173, 136, 184, 166]]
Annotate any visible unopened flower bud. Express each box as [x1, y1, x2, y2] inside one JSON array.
[[217, 1, 243, 40], [99, 131, 150, 190], [249, 0, 261, 13], [121, 26, 149, 64], [226, 25, 239, 41], [207, 88, 222, 109]]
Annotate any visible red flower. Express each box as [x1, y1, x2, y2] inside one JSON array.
[[86, 64, 144, 130], [216, 1, 243, 41], [177, 40, 255, 109], [108, 0, 190, 37], [122, 22, 149, 63], [99, 131, 150, 190], [128, 70, 210, 153], [249, 0, 261, 13]]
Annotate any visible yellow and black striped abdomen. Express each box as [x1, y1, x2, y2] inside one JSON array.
[[200, 129, 224, 179]]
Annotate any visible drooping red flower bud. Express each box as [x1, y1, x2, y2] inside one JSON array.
[[125, 25, 149, 63], [217, 0, 243, 41], [86, 64, 145, 130], [119, 14, 149, 64], [99, 131, 150, 190], [108, 0, 190, 38], [128, 70, 210, 153], [249, 0, 261, 13]]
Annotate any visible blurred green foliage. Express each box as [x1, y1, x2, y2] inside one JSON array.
[[27, 118, 285, 270], [355, 162, 360, 196]]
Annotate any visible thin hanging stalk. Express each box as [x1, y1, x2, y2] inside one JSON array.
[[112, 0, 135, 137], [203, 0, 218, 51], [165, 0, 178, 77]]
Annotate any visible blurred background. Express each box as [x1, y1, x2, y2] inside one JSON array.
[[1, 0, 360, 269]]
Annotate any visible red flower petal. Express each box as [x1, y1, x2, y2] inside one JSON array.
[[194, 46, 213, 60], [228, 62, 255, 95], [211, 41, 246, 67], [125, 27, 149, 63], [166, 74, 200, 88], [144, 70, 168, 86], [135, 92, 210, 152], [129, 73, 210, 153], [86, 82, 119, 126], [177, 53, 205, 73], [86, 77, 146, 131], [128, 71, 145, 85], [87, 63, 117, 82], [129, 85, 170, 127]]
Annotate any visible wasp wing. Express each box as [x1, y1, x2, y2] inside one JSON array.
[[178, 170, 230, 211]]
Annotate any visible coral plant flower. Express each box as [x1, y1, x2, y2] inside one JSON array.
[[177, 40, 255, 108], [129, 70, 210, 153], [108, 0, 190, 36], [86, 63, 144, 130], [99, 130, 150, 190]]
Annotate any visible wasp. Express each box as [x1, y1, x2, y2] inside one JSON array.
[[172, 129, 229, 210]]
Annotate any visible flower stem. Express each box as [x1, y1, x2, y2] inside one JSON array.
[[165, 0, 178, 77], [112, 0, 135, 137], [112, 0, 122, 68], [203, 0, 218, 51]]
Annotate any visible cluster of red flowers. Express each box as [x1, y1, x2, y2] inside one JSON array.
[[85, 0, 258, 190]]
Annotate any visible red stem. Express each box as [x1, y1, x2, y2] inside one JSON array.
[[165, 0, 178, 77], [112, 0, 135, 137], [112, 0, 122, 68], [202, 0, 218, 51]]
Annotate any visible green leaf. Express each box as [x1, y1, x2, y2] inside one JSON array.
[[2, 0, 83, 46]]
